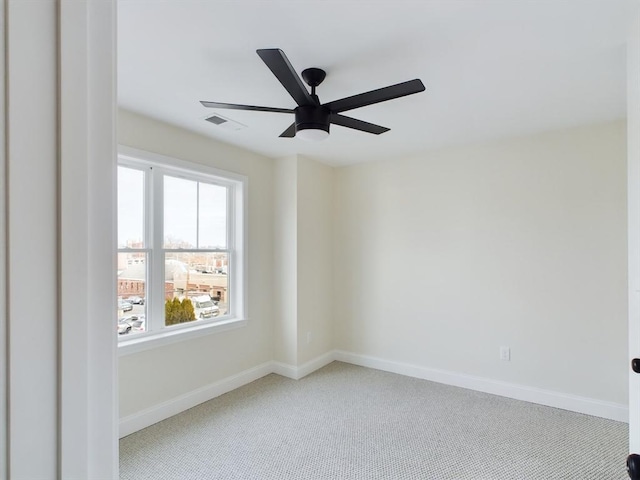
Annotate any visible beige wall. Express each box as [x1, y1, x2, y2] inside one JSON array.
[[297, 156, 334, 364], [273, 156, 298, 365], [118, 109, 275, 417], [117, 111, 627, 420], [273, 155, 335, 366], [333, 121, 628, 404]]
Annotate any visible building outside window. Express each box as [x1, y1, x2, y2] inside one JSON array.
[[117, 148, 246, 346]]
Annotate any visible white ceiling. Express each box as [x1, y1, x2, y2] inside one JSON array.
[[118, 0, 635, 166]]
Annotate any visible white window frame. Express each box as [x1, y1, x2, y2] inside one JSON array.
[[117, 146, 248, 356]]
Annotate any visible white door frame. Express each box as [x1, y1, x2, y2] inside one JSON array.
[[0, 0, 6, 476], [3, 0, 118, 477], [59, 0, 118, 477], [630, 4, 640, 456]]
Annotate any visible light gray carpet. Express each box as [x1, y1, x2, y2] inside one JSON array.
[[120, 362, 628, 479]]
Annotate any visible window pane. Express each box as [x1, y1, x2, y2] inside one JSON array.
[[199, 183, 227, 249], [164, 251, 229, 326], [118, 166, 145, 248], [164, 175, 197, 248], [117, 252, 147, 336]]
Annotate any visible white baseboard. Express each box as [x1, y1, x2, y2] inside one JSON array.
[[119, 361, 274, 438], [334, 350, 628, 423], [120, 352, 336, 437], [120, 350, 628, 438], [271, 361, 297, 379], [272, 350, 336, 380]]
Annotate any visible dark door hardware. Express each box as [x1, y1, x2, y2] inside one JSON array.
[[627, 361, 640, 478], [628, 454, 640, 479]]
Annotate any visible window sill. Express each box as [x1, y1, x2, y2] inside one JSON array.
[[118, 317, 248, 356]]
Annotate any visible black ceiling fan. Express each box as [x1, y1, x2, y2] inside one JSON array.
[[200, 48, 425, 140]]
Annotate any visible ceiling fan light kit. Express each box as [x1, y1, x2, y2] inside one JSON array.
[[200, 48, 425, 140], [295, 104, 330, 141]]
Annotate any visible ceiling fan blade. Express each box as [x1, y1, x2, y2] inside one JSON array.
[[200, 101, 294, 114], [331, 114, 390, 135], [324, 79, 425, 113], [256, 49, 316, 107], [279, 123, 296, 138]]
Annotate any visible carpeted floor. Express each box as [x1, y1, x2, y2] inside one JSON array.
[[120, 362, 628, 479]]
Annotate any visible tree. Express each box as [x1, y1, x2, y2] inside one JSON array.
[[182, 297, 196, 321], [172, 297, 183, 322], [165, 296, 196, 325], [165, 297, 175, 325]]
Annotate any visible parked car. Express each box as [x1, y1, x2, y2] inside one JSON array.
[[190, 295, 220, 318], [126, 315, 145, 330], [131, 318, 145, 332], [128, 296, 144, 305], [118, 299, 133, 312], [118, 315, 144, 335], [117, 319, 132, 335]]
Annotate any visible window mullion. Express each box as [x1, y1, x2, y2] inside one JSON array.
[[151, 168, 165, 332], [196, 181, 200, 249], [227, 186, 234, 315], [117, 146, 247, 350]]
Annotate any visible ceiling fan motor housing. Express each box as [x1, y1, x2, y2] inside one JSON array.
[[295, 105, 330, 135]]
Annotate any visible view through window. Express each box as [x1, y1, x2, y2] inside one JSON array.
[[117, 153, 243, 341]]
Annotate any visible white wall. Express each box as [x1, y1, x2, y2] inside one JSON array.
[[297, 156, 334, 364], [116, 112, 627, 423], [274, 156, 298, 365], [118, 109, 275, 418], [116, 116, 334, 423], [334, 121, 628, 405], [273, 155, 334, 367]]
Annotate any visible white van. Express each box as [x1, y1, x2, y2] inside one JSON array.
[[190, 295, 220, 319]]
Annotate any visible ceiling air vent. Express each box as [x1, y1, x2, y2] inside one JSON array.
[[205, 113, 246, 131], [206, 115, 227, 125]]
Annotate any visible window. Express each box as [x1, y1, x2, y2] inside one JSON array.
[[117, 147, 247, 351]]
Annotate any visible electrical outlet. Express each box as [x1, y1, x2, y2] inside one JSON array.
[[306, 331, 312, 344], [500, 346, 511, 361]]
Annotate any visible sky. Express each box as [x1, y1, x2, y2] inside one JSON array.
[[118, 165, 227, 249]]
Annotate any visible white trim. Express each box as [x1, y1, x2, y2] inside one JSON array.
[[271, 361, 299, 379], [629, 6, 640, 453], [7, 2, 60, 477], [59, 1, 91, 476], [118, 145, 247, 184], [118, 318, 248, 356], [119, 352, 336, 436], [0, 1, 6, 477], [85, 0, 118, 476], [272, 351, 336, 380], [119, 349, 628, 438], [334, 351, 628, 423], [4, 1, 117, 477], [116, 145, 249, 351], [119, 361, 273, 438]]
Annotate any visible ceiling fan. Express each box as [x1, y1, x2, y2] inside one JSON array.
[[200, 48, 426, 141]]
